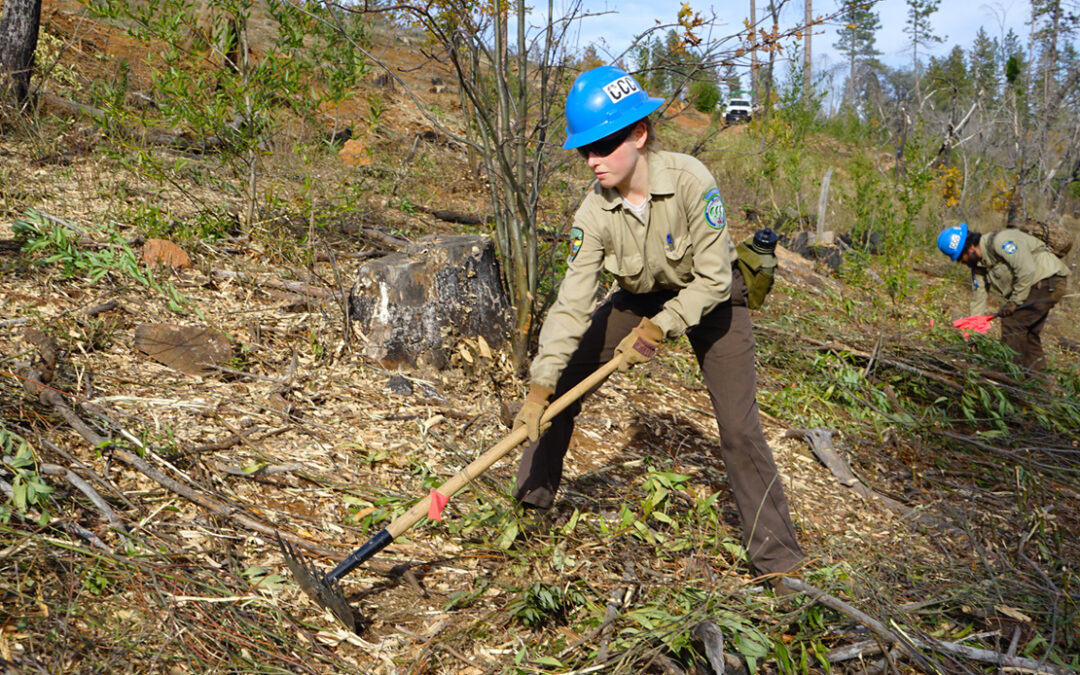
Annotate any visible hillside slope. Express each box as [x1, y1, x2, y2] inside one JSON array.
[[2, 4, 1079, 674]]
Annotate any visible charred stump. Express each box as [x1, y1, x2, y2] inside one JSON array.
[[348, 234, 511, 369]]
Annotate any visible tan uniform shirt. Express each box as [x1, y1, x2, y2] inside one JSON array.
[[530, 150, 735, 389], [970, 229, 1070, 315]]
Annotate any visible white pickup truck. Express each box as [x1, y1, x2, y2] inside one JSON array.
[[724, 98, 753, 124]]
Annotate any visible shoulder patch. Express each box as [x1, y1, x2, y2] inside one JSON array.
[[702, 188, 726, 230], [1001, 240, 1017, 254], [568, 226, 584, 262]]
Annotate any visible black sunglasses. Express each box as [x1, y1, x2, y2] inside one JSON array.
[[576, 124, 635, 158]]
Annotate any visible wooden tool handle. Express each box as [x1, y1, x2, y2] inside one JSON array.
[[385, 353, 626, 538]]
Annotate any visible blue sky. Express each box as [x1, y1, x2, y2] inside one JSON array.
[[564, 0, 1035, 78]]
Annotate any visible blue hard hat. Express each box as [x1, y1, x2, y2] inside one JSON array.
[[937, 222, 968, 260], [563, 66, 665, 149]]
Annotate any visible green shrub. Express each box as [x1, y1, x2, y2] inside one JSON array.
[[689, 79, 721, 113]]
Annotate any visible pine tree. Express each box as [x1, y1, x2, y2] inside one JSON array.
[[903, 0, 943, 103], [833, 0, 882, 109], [1002, 28, 1027, 102], [969, 27, 999, 99], [1030, 0, 1079, 114], [926, 45, 971, 106]]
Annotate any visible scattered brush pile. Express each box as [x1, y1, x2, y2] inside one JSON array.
[[2, 193, 1078, 674]]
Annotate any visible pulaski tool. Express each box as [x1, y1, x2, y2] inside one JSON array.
[[278, 353, 628, 631]]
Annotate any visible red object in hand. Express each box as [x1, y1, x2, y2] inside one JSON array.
[[952, 314, 994, 335]]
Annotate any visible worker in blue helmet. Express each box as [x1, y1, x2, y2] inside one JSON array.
[[511, 65, 804, 592], [937, 221, 1069, 371], [937, 222, 969, 261]]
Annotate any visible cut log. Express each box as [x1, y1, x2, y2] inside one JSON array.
[[348, 234, 511, 369], [134, 323, 233, 375]]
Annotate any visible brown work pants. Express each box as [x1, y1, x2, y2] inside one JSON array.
[[514, 273, 804, 575], [1001, 276, 1067, 372]]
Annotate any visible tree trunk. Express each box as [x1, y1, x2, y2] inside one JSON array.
[[0, 0, 42, 107], [847, 52, 855, 108], [1042, 0, 1060, 113], [749, 0, 757, 101], [912, 28, 920, 106], [803, 0, 811, 100], [763, 0, 781, 117]]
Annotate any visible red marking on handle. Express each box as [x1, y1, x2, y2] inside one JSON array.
[[428, 490, 449, 521]]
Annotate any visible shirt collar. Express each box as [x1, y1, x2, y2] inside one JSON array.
[[597, 150, 676, 211]]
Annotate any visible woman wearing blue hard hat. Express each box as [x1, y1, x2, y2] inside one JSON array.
[[511, 65, 804, 588]]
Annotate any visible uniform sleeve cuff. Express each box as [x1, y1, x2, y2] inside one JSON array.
[[528, 369, 559, 391], [650, 310, 686, 339]]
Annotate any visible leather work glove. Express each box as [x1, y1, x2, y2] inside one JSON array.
[[513, 384, 554, 442], [997, 301, 1018, 318], [614, 317, 664, 371]]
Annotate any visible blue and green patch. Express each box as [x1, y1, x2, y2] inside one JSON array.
[[569, 227, 584, 262], [703, 188, 726, 230], [1001, 240, 1017, 254]]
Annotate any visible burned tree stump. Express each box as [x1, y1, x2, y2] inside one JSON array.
[[348, 234, 511, 369]]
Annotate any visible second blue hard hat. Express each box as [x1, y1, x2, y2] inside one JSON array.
[[937, 222, 968, 261], [564, 66, 665, 149]]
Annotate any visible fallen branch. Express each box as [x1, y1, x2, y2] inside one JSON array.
[[784, 428, 962, 534], [210, 268, 342, 300], [40, 438, 136, 510], [825, 639, 884, 663], [17, 341, 408, 574], [0, 477, 110, 552], [754, 324, 1024, 392], [783, 578, 1073, 674], [908, 634, 1071, 674], [41, 92, 228, 153], [413, 204, 492, 226], [779, 578, 936, 671], [36, 462, 125, 530]]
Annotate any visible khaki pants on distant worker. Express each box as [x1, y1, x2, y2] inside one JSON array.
[[1000, 275, 1067, 372], [514, 271, 804, 576]]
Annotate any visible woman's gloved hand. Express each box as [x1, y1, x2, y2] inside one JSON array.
[[614, 317, 664, 371], [997, 301, 1018, 317], [513, 384, 554, 442]]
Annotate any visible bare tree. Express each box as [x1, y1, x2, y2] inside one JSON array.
[[750, 0, 758, 100], [317, 0, 581, 366], [803, 0, 811, 100]]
